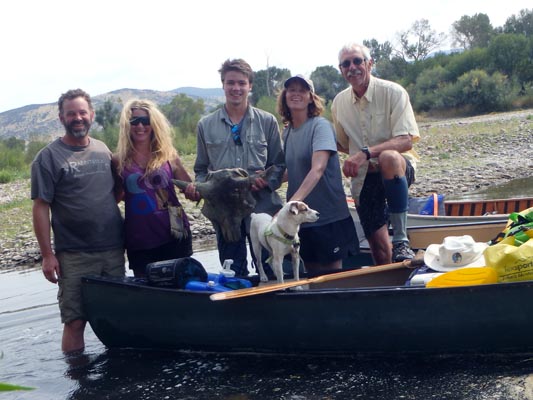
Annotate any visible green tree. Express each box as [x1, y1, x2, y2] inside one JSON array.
[[487, 33, 530, 81], [363, 39, 394, 63], [372, 56, 411, 82], [95, 98, 120, 129], [397, 19, 447, 61], [172, 129, 197, 155], [251, 67, 291, 105], [504, 8, 533, 36], [445, 47, 489, 81], [451, 13, 494, 49], [25, 140, 48, 164], [310, 66, 346, 104], [0, 141, 25, 170], [161, 93, 205, 137], [412, 65, 450, 111], [94, 98, 121, 151], [3, 137, 25, 152], [256, 96, 278, 123]]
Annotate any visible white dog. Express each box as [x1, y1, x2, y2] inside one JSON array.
[[250, 201, 320, 284]]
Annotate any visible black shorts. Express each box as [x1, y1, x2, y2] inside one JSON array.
[[127, 237, 193, 276], [298, 217, 359, 264], [357, 158, 415, 238]]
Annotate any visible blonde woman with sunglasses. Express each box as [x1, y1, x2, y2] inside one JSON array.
[[113, 99, 196, 277]]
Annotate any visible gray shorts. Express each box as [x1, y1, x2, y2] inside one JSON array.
[[57, 249, 125, 323]]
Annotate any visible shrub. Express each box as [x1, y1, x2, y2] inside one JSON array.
[[412, 65, 450, 111], [174, 133, 197, 156], [0, 170, 16, 184], [443, 69, 512, 114]]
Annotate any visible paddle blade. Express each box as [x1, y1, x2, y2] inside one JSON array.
[[426, 267, 498, 288], [209, 279, 311, 301]]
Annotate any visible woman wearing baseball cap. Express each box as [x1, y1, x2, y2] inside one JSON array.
[[277, 75, 358, 276]]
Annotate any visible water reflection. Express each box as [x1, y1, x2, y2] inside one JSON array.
[[3, 206, 533, 399], [64, 349, 533, 400], [2, 259, 533, 399]]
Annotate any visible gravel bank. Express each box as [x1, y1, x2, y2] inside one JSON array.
[[1, 109, 532, 269]]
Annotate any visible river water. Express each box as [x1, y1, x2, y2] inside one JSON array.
[[2, 177, 533, 399], [2, 248, 533, 400], [448, 176, 533, 200]]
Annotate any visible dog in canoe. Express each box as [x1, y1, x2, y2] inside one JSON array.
[[250, 201, 319, 284]]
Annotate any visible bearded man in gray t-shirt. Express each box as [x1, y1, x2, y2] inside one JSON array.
[[31, 88, 125, 353]]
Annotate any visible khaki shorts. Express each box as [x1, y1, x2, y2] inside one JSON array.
[[57, 249, 125, 323]]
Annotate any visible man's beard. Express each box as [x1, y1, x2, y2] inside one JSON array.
[[65, 120, 91, 138]]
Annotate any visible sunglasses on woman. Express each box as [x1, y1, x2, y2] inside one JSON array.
[[129, 116, 150, 126]]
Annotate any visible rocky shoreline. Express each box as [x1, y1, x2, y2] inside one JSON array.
[[1, 109, 532, 269]]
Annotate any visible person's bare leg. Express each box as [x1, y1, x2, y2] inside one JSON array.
[[367, 225, 392, 265], [305, 259, 343, 276], [62, 319, 86, 353]]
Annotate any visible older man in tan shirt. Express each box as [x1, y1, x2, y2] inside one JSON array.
[[332, 42, 420, 265]]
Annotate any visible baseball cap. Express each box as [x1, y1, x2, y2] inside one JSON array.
[[284, 74, 314, 93]]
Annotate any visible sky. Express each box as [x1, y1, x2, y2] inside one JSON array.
[[1, 0, 531, 113]]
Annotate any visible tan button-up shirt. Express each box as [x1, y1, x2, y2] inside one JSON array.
[[332, 76, 420, 202]]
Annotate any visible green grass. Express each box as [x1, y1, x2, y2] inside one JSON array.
[[0, 382, 34, 391], [0, 168, 30, 183], [0, 199, 33, 247]]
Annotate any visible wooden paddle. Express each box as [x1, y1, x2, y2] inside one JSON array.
[[209, 258, 424, 301]]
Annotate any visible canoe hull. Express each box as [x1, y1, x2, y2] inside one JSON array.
[[443, 197, 533, 217], [82, 275, 533, 355]]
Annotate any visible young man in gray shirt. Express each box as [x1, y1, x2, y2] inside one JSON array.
[[185, 59, 285, 277]]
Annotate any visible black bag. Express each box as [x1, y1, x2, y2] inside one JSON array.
[[146, 257, 207, 288]]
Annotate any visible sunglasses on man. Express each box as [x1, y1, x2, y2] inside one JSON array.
[[129, 116, 151, 126], [339, 57, 366, 69]]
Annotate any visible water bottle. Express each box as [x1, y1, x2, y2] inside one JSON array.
[[221, 259, 236, 278]]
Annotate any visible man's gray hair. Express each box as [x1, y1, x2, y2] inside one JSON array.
[[338, 43, 372, 62]]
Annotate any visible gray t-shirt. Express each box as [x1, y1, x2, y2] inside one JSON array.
[[283, 117, 350, 227], [31, 137, 124, 252]]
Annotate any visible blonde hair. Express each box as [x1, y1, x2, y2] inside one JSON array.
[[115, 99, 178, 176]]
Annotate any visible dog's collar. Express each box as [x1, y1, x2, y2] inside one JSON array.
[[263, 224, 298, 246], [276, 224, 295, 242]]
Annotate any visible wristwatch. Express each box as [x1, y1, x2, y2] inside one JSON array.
[[361, 146, 371, 160]]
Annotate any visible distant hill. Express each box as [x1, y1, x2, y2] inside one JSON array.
[[0, 87, 224, 141]]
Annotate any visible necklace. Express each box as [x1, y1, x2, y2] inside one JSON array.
[[132, 152, 150, 168]]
